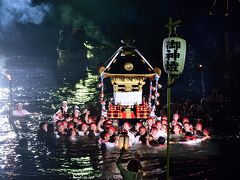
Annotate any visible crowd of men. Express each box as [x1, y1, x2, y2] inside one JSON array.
[[37, 100, 211, 148]]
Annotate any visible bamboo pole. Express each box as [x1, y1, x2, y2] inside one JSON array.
[[166, 74, 171, 180]]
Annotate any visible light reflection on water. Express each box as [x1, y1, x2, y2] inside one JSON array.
[[0, 53, 103, 179], [0, 109, 222, 179], [0, 88, 10, 113], [54, 69, 99, 106], [0, 50, 237, 179], [0, 116, 17, 179], [74, 70, 98, 105]]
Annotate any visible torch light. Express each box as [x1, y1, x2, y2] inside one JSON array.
[[6, 74, 11, 81]]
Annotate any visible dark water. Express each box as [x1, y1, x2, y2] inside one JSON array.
[[0, 49, 239, 179]]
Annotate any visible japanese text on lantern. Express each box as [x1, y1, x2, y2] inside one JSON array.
[[165, 40, 181, 72]]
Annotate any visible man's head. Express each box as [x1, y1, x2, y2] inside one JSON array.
[[62, 101, 68, 107], [127, 159, 140, 173], [16, 103, 23, 110]]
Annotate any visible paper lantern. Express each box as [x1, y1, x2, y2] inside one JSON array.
[[162, 37, 186, 74]]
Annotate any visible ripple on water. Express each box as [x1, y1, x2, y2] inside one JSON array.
[[0, 54, 238, 179], [0, 114, 225, 179]]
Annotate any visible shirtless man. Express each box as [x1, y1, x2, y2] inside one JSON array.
[[12, 103, 37, 117], [53, 101, 69, 121]]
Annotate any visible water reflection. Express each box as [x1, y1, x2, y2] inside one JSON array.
[[0, 110, 232, 179], [0, 48, 238, 179], [0, 116, 17, 179], [53, 69, 98, 106], [0, 88, 10, 113]]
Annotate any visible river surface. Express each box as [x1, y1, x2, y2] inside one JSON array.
[[0, 49, 239, 179]]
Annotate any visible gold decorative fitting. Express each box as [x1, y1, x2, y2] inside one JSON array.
[[125, 84, 132, 92], [121, 50, 135, 56], [103, 73, 155, 78], [111, 77, 146, 92], [124, 62, 134, 71], [98, 66, 105, 75], [153, 67, 161, 76]]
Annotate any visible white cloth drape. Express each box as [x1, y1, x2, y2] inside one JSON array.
[[114, 91, 142, 105]]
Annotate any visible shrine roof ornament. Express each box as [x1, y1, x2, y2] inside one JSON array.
[[100, 45, 160, 78]]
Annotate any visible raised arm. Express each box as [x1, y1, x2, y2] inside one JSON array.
[[116, 150, 127, 175]]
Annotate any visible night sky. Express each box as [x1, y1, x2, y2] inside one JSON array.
[[0, 0, 240, 97]]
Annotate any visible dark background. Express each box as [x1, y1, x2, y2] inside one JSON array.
[[0, 0, 240, 101]]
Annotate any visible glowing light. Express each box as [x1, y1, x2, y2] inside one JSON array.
[[84, 41, 95, 59], [179, 139, 202, 145], [97, 83, 102, 88], [0, 88, 9, 113], [49, 156, 100, 179], [0, 116, 17, 170], [209, 0, 231, 16], [225, 0, 229, 16], [84, 41, 94, 49], [87, 50, 94, 59], [6, 74, 11, 80], [72, 70, 98, 105]]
